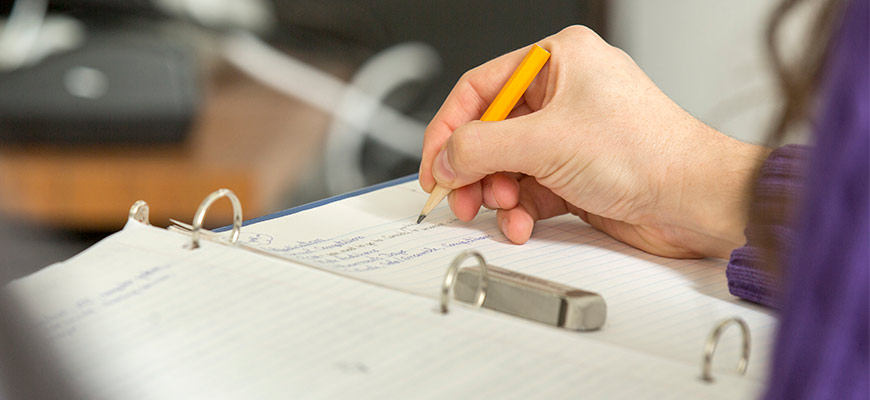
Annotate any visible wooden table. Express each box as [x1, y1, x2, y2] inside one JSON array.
[[0, 63, 345, 231]]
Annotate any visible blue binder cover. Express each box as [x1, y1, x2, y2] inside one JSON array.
[[214, 174, 418, 232]]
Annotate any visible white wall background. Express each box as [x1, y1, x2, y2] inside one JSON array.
[[609, 1, 791, 144]]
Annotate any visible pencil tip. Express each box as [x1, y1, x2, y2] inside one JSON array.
[[416, 214, 426, 224]]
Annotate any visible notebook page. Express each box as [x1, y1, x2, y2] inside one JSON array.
[[238, 179, 777, 380], [3, 222, 761, 399]]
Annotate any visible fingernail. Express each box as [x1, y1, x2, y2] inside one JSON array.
[[433, 149, 455, 183]]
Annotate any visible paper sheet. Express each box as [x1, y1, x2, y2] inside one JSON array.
[[4, 222, 762, 399], [237, 180, 777, 380]]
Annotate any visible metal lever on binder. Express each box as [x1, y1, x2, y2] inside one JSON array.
[[445, 251, 607, 331]]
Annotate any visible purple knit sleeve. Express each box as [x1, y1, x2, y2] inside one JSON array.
[[726, 144, 809, 307]]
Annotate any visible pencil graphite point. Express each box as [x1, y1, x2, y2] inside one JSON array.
[[417, 214, 426, 224]]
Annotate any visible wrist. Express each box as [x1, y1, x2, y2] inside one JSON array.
[[675, 130, 771, 258]]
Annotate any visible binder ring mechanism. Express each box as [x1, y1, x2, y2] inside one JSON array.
[[189, 188, 243, 250], [700, 316, 750, 383], [440, 250, 489, 314], [128, 200, 151, 225]]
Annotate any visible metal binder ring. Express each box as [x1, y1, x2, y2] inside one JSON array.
[[189, 188, 243, 249], [700, 316, 750, 383], [440, 250, 488, 314], [128, 200, 150, 225]]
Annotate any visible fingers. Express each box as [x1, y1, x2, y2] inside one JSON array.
[[420, 24, 612, 193], [448, 173, 520, 222], [431, 114, 551, 189], [497, 177, 569, 244], [419, 44, 551, 192], [448, 181, 482, 222], [498, 206, 535, 244], [444, 174, 567, 243], [482, 173, 520, 210]]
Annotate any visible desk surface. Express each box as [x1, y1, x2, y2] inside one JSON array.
[[0, 63, 347, 230]]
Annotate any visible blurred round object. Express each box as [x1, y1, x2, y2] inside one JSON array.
[[63, 65, 109, 99]]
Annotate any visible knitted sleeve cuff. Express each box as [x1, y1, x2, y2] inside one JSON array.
[[726, 144, 809, 308]]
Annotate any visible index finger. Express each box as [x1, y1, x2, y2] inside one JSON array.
[[418, 45, 538, 192]]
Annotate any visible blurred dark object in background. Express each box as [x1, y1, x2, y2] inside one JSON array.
[[0, 0, 199, 144], [0, 30, 199, 143], [273, 0, 606, 114]]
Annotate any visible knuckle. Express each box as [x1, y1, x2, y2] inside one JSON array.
[[558, 25, 598, 42], [554, 25, 610, 55], [456, 70, 472, 88], [456, 67, 482, 90], [542, 25, 606, 60]]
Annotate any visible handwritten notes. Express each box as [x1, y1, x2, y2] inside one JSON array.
[[28, 263, 172, 342], [243, 214, 491, 273], [239, 180, 777, 380]]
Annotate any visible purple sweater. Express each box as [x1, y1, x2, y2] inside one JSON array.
[[725, 0, 869, 398]]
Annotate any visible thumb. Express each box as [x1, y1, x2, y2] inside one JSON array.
[[432, 115, 550, 188]]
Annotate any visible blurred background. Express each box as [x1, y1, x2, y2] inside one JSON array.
[[0, 0, 806, 286]]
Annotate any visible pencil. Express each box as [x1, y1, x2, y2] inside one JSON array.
[[417, 44, 551, 224]]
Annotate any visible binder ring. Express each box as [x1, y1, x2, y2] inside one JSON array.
[[128, 200, 150, 225], [189, 188, 243, 249], [700, 316, 750, 383], [440, 250, 488, 314]]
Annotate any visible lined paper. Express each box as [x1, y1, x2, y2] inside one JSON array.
[[4, 222, 762, 399], [239, 180, 777, 381]]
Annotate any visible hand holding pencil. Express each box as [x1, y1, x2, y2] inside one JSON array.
[[417, 26, 767, 260], [417, 44, 551, 224]]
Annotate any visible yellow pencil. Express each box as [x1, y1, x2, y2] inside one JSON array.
[[417, 44, 551, 223]]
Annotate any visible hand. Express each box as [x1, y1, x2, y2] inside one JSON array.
[[418, 26, 770, 259]]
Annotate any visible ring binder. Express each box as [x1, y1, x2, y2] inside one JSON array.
[[153, 185, 750, 384], [189, 188, 243, 249], [700, 316, 750, 383], [7, 178, 770, 398], [128, 200, 151, 225], [440, 250, 489, 313]]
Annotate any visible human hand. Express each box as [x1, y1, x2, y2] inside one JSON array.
[[419, 26, 769, 259]]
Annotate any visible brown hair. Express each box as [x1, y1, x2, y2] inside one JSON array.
[[765, 0, 845, 144], [752, 0, 845, 272]]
